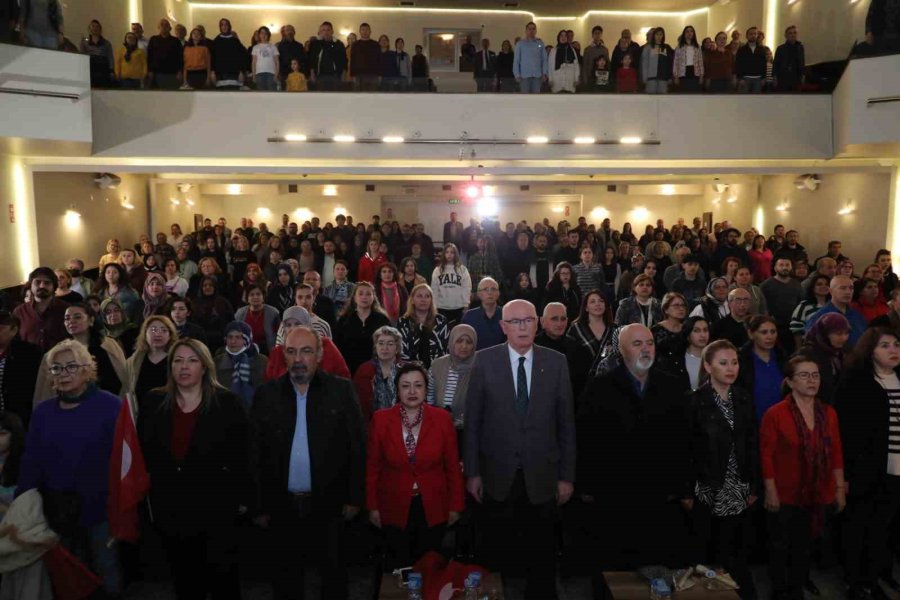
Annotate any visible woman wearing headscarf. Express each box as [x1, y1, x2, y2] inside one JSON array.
[[140, 272, 171, 323], [214, 321, 267, 411], [265, 263, 296, 314], [192, 276, 235, 353], [100, 297, 139, 357], [690, 276, 730, 327], [799, 312, 851, 406], [430, 324, 477, 450], [548, 30, 580, 93]]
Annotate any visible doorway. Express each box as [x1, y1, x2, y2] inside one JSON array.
[[424, 29, 482, 72]]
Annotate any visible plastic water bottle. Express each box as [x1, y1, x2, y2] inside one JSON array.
[[407, 572, 423, 600], [464, 572, 482, 600]]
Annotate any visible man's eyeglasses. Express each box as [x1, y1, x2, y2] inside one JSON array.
[[49, 364, 87, 376], [793, 372, 821, 381], [503, 317, 537, 328]]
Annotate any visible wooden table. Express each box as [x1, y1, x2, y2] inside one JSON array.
[[378, 571, 503, 599], [601, 572, 742, 599]]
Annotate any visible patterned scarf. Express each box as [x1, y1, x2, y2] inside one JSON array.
[[786, 393, 831, 536], [224, 321, 257, 409], [401, 404, 424, 464], [372, 360, 398, 412], [142, 273, 168, 320], [381, 282, 400, 323]]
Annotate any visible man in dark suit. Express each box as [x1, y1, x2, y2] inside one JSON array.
[[578, 324, 692, 592], [465, 299, 576, 600], [442, 212, 464, 248], [473, 38, 498, 92], [251, 327, 366, 600]]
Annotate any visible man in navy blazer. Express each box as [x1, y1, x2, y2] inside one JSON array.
[[464, 299, 576, 600], [473, 38, 498, 92]]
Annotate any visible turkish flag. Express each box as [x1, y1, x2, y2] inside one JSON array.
[[107, 395, 150, 543]]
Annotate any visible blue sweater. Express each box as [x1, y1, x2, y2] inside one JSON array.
[[18, 386, 120, 527], [513, 38, 548, 79]]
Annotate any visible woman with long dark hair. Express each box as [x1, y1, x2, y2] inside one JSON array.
[[545, 262, 582, 321], [430, 243, 471, 327], [737, 315, 786, 421], [139, 338, 250, 600], [641, 27, 673, 93], [567, 289, 617, 399], [335, 282, 391, 374], [496, 40, 516, 92], [836, 328, 900, 598], [673, 25, 703, 92], [686, 340, 759, 599]]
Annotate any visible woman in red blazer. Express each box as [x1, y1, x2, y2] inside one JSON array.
[[366, 362, 465, 570]]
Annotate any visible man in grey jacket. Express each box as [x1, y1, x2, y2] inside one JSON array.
[[580, 25, 610, 91], [465, 299, 576, 600]]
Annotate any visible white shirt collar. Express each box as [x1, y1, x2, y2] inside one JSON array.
[[508, 344, 534, 363]]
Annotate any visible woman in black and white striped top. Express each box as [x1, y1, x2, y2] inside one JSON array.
[[836, 327, 900, 598], [429, 324, 477, 434]]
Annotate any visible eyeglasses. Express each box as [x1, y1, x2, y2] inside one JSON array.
[[49, 364, 87, 375], [376, 340, 397, 347], [503, 317, 537, 329], [793, 372, 821, 381], [148, 326, 170, 334]]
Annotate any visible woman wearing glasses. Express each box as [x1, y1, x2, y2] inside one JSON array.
[[365, 362, 464, 570], [138, 337, 250, 600], [760, 355, 846, 600], [18, 339, 124, 595], [124, 315, 179, 413], [353, 325, 403, 421]]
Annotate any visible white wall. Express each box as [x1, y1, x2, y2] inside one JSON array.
[[833, 54, 900, 155], [32, 172, 151, 272], [707, 0, 763, 41], [776, 0, 868, 65], [0, 155, 38, 288], [91, 90, 834, 162], [758, 172, 892, 264]]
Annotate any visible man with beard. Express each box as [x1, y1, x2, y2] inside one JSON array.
[[13, 267, 70, 350], [577, 324, 691, 591], [251, 327, 366, 600]]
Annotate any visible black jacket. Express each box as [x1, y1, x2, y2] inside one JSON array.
[[212, 35, 248, 77], [577, 365, 691, 502], [836, 366, 895, 497], [277, 39, 307, 77], [473, 50, 497, 78], [0, 336, 42, 429], [138, 389, 251, 533], [308, 38, 347, 77], [734, 43, 768, 78], [334, 311, 391, 375], [687, 385, 760, 496], [250, 372, 366, 518]]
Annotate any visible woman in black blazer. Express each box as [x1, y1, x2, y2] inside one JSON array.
[[836, 327, 900, 599], [138, 338, 251, 600], [686, 339, 759, 600]]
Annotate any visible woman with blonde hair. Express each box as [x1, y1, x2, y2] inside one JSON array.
[[99, 238, 121, 270], [124, 315, 178, 411], [19, 339, 123, 595], [397, 283, 449, 368], [138, 337, 249, 600]]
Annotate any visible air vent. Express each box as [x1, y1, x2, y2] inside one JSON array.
[[365, 184, 376, 192], [288, 184, 298, 194], [607, 185, 617, 193], [520, 185, 530, 192], [403, 187, 417, 195], [442, 184, 452, 191]]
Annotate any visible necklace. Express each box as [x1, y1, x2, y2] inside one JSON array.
[[401, 405, 424, 464]]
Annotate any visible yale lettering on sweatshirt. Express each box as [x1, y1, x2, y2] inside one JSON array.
[[437, 272, 463, 286]]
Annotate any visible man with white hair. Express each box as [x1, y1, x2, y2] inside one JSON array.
[[577, 324, 692, 586]]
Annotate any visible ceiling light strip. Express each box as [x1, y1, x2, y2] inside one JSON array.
[[267, 136, 660, 145]]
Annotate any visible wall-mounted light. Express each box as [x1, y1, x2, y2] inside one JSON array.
[[227, 184, 242, 195], [526, 136, 549, 144], [439, 34, 455, 41], [333, 134, 356, 143], [551, 206, 565, 214], [838, 203, 855, 215], [333, 206, 348, 215], [323, 185, 338, 196], [726, 196, 737, 204], [64, 209, 81, 228], [632, 206, 648, 220], [294, 207, 313, 221], [170, 198, 180, 206], [776, 200, 789, 211], [661, 184, 675, 196], [619, 136, 643, 144], [257, 207, 272, 217], [591, 207, 609, 220], [284, 133, 307, 142], [382, 135, 405, 143], [121, 199, 135, 210], [186, 199, 195, 207], [573, 136, 596, 145], [339, 28, 352, 37]]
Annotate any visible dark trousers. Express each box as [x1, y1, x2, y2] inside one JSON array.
[[438, 308, 464, 329], [271, 498, 348, 600], [691, 503, 757, 600], [479, 470, 557, 600], [843, 475, 900, 588], [162, 528, 241, 600], [767, 504, 811, 598], [314, 74, 342, 91], [383, 495, 446, 571], [677, 66, 701, 92], [355, 76, 379, 91], [475, 77, 496, 92]]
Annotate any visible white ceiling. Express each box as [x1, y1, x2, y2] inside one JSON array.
[[189, 0, 718, 15]]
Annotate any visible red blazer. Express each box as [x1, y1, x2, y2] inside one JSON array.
[[352, 360, 378, 421], [357, 253, 387, 284], [264, 339, 351, 382], [366, 404, 465, 528], [760, 397, 844, 506]]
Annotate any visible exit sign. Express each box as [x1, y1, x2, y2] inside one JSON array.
[[448, 198, 460, 205]]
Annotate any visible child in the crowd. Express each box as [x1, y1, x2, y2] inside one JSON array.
[[616, 53, 638, 93], [285, 58, 308, 92], [590, 55, 614, 93]]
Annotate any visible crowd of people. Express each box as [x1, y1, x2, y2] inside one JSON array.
[[2, 209, 900, 599]]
